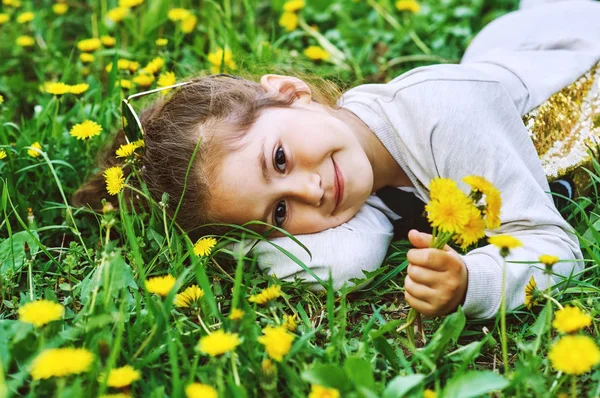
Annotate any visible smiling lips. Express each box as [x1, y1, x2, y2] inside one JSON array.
[[332, 158, 344, 211]]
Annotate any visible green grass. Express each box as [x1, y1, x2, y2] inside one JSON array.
[[2, 0, 600, 397]]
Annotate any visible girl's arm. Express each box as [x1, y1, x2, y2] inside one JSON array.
[[415, 77, 584, 319]]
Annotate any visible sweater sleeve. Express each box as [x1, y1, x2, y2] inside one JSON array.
[[421, 79, 584, 319], [246, 198, 394, 291]]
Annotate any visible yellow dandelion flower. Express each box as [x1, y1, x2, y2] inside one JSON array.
[[128, 61, 140, 73], [107, 7, 129, 22], [168, 8, 191, 21], [395, 0, 420, 13], [303, 45, 330, 61], [70, 120, 102, 140], [18, 299, 64, 327], [157, 71, 176, 89], [52, 3, 68, 14], [229, 308, 244, 320], [182, 14, 197, 33], [484, 189, 502, 229], [308, 384, 340, 398], [186, 383, 218, 398], [279, 11, 298, 32], [0, 13, 9, 24], [425, 193, 471, 234], [553, 306, 592, 333], [103, 166, 125, 195], [119, 0, 144, 7], [488, 235, 523, 255], [548, 335, 600, 375], [79, 53, 95, 63], [198, 329, 241, 357], [249, 285, 282, 305], [262, 358, 275, 376], [462, 175, 494, 194], [0, 94, 3, 104], [207, 48, 236, 72], [524, 276, 541, 310], [77, 38, 101, 52], [155, 38, 168, 46], [117, 59, 130, 70], [30, 348, 94, 380], [283, 313, 298, 332], [28, 142, 42, 158], [452, 205, 486, 249], [0, 149, 6, 160], [174, 285, 204, 308], [16, 35, 35, 47], [424, 390, 437, 398], [283, 0, 305, 12], [104, 365, 140, 388], [3, 0, 21, 6], [193, 237, 217, 257], [257, 325, 294, 362], [428, 177, 462, 202], [16, 11, 34, 23], [44, 82, 70, 95], [143, 57, 165, 74], [539, 254, 559, 267], [101, 35, 116, 47], [119, 79, 132, 90], [69, 83, 90, 95], [133, 73, 154, 87], [115, 139, 144, 157], [145, 274, 177, 297]]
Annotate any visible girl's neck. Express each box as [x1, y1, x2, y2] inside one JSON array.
[[334, 107, 413, 193]]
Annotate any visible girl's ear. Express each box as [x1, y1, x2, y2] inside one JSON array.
[[260, 74, 312, 104]]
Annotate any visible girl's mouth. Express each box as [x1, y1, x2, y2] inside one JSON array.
[[333, 158, 344, 211]]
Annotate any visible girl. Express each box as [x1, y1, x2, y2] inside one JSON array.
[[74, 0, 600, 320]]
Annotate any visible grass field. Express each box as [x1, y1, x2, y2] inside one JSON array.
[[2, 0, 600, 397]]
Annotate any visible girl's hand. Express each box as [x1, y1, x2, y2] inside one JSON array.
[[404, 229, 468, 317]]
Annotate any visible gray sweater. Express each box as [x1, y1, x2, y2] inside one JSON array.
[[245, 0, 600, 319]]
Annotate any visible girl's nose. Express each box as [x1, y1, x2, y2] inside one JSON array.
[[286, 171, 323, 206]]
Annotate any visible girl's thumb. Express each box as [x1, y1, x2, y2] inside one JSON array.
[[408, 229, 431, 248]]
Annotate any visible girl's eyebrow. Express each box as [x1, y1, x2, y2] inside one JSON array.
[[258, 137, 271, 184]]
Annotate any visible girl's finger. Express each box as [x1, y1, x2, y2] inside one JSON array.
[[406, 248, 448, 271], [404, 290, 435, 316], [406, 264, 436, 287], [404, 275, 436, 303], [408, 229, 452, 251]]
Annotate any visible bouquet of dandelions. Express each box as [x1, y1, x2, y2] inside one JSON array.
[[399, 175, 502, 336]]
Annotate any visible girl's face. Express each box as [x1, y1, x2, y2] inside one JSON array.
[[209, 93, 374, 236]]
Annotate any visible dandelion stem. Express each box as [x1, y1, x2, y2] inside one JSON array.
[[570, 375, 577, 398], [500, 256, 509, 375], [197, 313, 211, 334], [132, 324, 158, 360], [541, 293, 564, 310], [231, 352, 240, 386]]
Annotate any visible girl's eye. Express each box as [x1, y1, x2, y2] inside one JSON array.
[[273, 200, 287, 227], [274, 145, 286, 173]]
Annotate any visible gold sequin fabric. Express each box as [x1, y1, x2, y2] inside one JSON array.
[[523, 61, 600, 197]]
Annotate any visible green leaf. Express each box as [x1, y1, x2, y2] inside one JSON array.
[[301, 364, 350, 392], [422, 306, 466, 361], [0, 230, 39, 277], [344, 357, 375, 390], [383, 374, 425, 398], [442, 371, 509, 398]]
